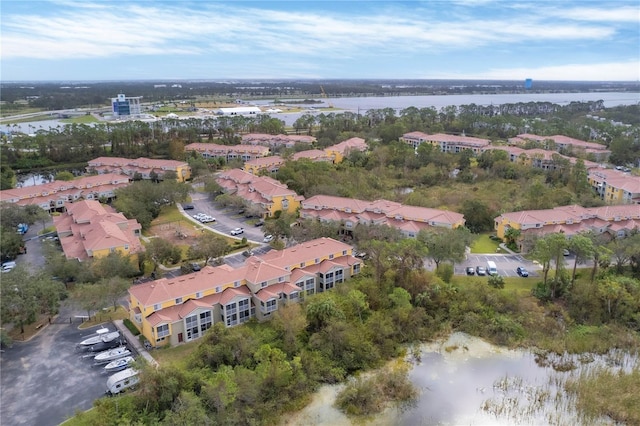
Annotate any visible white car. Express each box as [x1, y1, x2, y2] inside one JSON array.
[[230, 227, 244, 236], [263, 235, 274, 243], [200, 215, 216, 223]]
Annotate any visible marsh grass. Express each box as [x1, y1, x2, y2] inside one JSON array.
[[565, 364, 640, 425], [335, 362, 417, 417]]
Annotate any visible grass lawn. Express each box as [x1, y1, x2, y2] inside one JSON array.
[[470, 234, 501, 253], [452, 275, 536, 296], [60, 114, 99, 124], [152, 341, 199, 367], [78, 306, 129, 329]]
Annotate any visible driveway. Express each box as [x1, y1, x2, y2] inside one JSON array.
[[0, 304, 124, 426]]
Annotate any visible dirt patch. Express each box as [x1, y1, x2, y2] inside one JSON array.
[[147, 219, 202, 245]]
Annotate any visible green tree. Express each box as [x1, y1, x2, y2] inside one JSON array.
[[54, 171, 74, 181], [306, 295, 345, 332], [0, 226, 24, 261], [568, 234, 594, 284], [73, 282, 108, 318], [91, 251, 139, 279], [188, 234, 229, 265], [418, 227, 472, 270], [146, 238, 182, 271], [460, 199, 494, 233], [1, 268, 66, 333]]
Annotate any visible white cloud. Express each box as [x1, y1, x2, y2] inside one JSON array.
[[550, 6, 640, 23], [0, 2, 627, 60]]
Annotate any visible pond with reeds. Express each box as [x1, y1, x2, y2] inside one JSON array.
[[282, 332, 638, 426]]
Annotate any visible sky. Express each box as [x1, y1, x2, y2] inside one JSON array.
[[1, 0, 639, 82]]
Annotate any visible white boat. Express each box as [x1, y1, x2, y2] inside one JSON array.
[[78, 329, 120, 346], [104, 356, 135, 373], [94, 346, 131, 363]]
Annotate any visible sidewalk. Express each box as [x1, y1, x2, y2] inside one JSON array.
[[113, 319, 158, 367]]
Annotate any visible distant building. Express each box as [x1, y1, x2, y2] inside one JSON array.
[[301, 195, 465, 238], [400, 132, 490, 155], [525, 79, 533, 90], [216, 106, 262, 116], [87, 157, 191, 182], [216, 168, 303, 217], [495, 204, 640, 251], [0, 173, 131, 212], [241, 133, 316, 148], [185, 143, 270, 162], [111, 94, 142, 117]]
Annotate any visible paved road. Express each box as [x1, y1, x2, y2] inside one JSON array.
[[0, 304, 123, 426]]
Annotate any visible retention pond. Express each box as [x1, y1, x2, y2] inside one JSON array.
[[282, 332, 637, 425]]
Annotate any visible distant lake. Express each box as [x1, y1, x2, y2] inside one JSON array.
[[6, 91, 639, 133]]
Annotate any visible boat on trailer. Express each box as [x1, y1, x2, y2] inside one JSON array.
[[104, 356, 135, 373], [94, 346, 131, 364], [78, 329, 120, 347]]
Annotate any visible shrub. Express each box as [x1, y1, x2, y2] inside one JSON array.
[[123, 318, 140, 336], [488, 274, 505, 289], [436, 264, 454, 283]]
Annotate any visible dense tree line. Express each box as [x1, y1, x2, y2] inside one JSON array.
[[2, 102, 638, 178]]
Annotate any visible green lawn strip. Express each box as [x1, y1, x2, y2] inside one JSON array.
[[60, 115, 99, 124], [470, 234, 500, 253]]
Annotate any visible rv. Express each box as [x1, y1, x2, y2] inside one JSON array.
[[486, 260, 498, 276], [106, 368, 139, 395]]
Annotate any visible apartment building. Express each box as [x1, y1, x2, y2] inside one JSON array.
[[301, 195, 465, 238], [243, 155, 285, 175], [324, 137, 368, 163], [185, 143, 270, 163], [400, 132, 490, 154], [87, 157, 191, 182], [508, 134, 611, 161], [482, 146, 600, 171], [0, 173, 131, 212], [241, 133, 316, 148], [495, 204, 640, 249], [587, 168, 640, 204], [291, 149, 333, 162], [128, 238, 362, 347], [53, 199, 144, 262], [216, 168, 304, 217]]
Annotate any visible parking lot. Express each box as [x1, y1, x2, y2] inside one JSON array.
[[458, 254, 540, 278], [0, 313, 131, 426]]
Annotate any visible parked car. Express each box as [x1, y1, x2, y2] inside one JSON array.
[[516, 266, 529, 277], [182, 204, 194, 210], [191, 263, 202, 272], [255, 219, 265, 227], [563, 249, 570, 256], [200, 215, 216, 223], [242, 250, 253, 257], [263, 235, 274, 243], [466, 267, 475, 275], [230, 227, 244, 236], [476, 266, 486, 276]]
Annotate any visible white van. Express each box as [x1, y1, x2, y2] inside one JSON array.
[[106, 368, 139, 395], [486, 260, 498, 276]]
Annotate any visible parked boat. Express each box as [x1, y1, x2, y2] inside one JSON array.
[[89, 338, 123, 353], [94, 346, 131, 364], [104, 356, 135, 373], [78, 330, 120, 347]]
